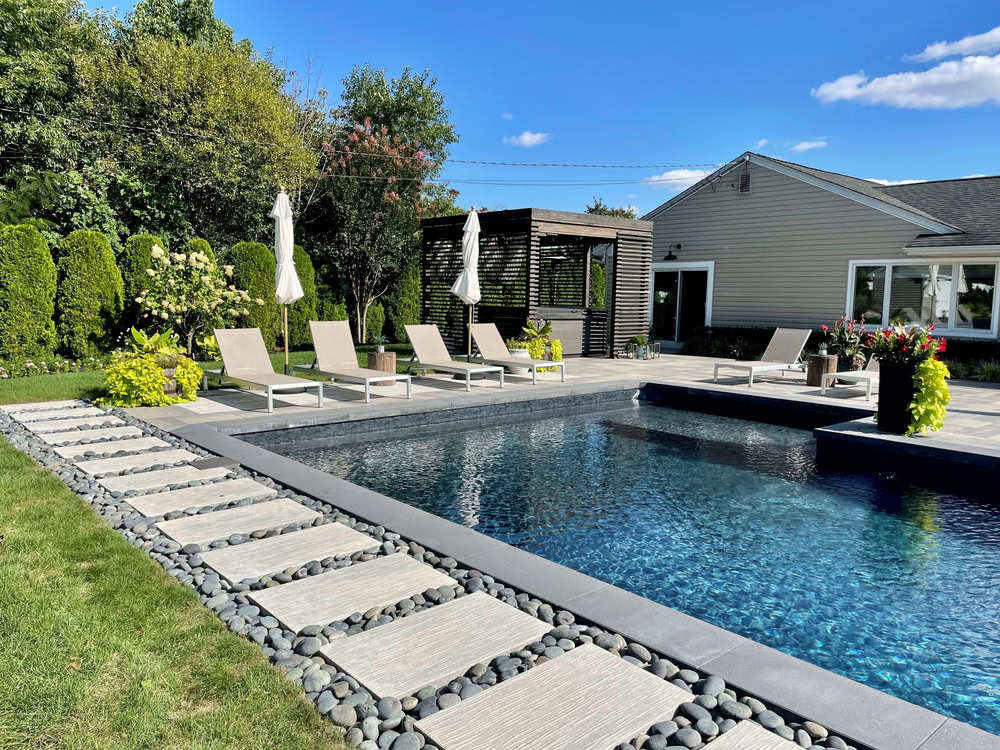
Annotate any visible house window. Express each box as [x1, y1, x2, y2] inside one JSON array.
[[848, 261, 998, 336]]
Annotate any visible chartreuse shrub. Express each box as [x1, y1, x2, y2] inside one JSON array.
[[98, 351, 202, 408], [386, 261, 420, 343], [285, 245, 318, 349], [226, 242, 279, 347], [56, 230, 124, 358], [908, 358, 951, 436], [0, 224, 57, 358], [119, 234, 165, 328]]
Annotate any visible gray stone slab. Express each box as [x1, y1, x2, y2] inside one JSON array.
[[74, 448, 199, 475], [321, 592, 551, 699], [201, 521, 374, 582], [125, 478, 276, 518], [707, 721, 797, 749], [701, 640, 947, 750], [15, 406, 104, 422], [3, 399, 89, 412], [98, 465, 231, 493], [52, 437, 169, 459], [417, 643, 691, 750], [156, 498, 318, 547], [916, 718, 1000, 750], [36, 426, 143, 445], [559, 583, 747, 669], [250, 554, 453, 633], [28, 416, 124, 433]]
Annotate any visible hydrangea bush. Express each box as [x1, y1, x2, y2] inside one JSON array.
[[137, 245, 263, 355]]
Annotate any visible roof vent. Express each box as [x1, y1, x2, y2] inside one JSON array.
[[738, 166, 752, 194]]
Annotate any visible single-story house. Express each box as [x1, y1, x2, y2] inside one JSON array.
[[641, 152, 1000, 342]]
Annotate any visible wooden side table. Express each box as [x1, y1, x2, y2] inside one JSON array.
[[807, 354, 838, 387], [367, 351, 397, 387]]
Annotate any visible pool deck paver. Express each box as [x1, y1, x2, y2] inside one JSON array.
[[73, 448, 199, 475], [97, 464, 232, 492], [51, 436, 169, 459], [200, 521, 375, 583], [249, 553, 454, 633], [320, 591, 552, 699], [156, 498, 319, 547], [125, 477, 276, 518], [36, 426, 143, 444], [416, 643, 692, 750], [916, 717, 1000, 750]]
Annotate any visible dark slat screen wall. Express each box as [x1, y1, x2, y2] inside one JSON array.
[[611, 231, 653, 353]]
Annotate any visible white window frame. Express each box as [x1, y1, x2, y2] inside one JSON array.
[[648, 261, 715, 338], [846, 258, 1000, 339]]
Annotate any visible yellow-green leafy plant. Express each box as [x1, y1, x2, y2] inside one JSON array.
[[907, 358, 951, 436], [174, 356, 203, 398], [129, 327, 183, 356], [98, 352, 202, 408], [196, 333, 220, 361]]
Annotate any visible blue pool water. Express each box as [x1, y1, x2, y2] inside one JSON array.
[[273, 403, 1000, 732]]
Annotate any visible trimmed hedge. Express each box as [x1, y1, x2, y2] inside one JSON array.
[[285, 245, 318, 349], [56, 230, 124, 358], [386, 260, 420, 343], [185, 237, 215, 263], [366, 302, 385, 341], [119, 233, 165, 331], [0, 224, 58, 358], [225, 241, 279, 348]]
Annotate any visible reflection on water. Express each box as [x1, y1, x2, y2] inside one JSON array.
[[272, 403, 1000, 733]]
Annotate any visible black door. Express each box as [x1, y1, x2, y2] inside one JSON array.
[[678, 270, 708, 341]]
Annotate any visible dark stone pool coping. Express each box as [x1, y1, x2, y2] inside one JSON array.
[[168, 382, 1000, 750]]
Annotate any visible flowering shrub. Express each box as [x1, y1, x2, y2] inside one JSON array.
[[866, 324, 946, 365], [826, 315, 866, 369], [0, 353, 113, 379], [96, 352, 201, 408], [138, 244, 263, 356], [908, 359, 951, 436]]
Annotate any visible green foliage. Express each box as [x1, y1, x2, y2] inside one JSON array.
[[366, 302, 385, 341], [589, 262, 606, 309], [942, 359, 970, 380], [129, 327, 183, 355], [521, 319, 552, 340], [130, 0, 234, 46], [320, 301, 349, 321], [285, 245, 318, 349], [195, 332, 219, 360], [584, 198, 637, 219], [185, 237, 214, 263], [55, 229, 123, 357], [0, 352, 112, 379], [173, 354, 202, 398], [506, 339, 528, 350], [907, 359, 951, 436], [970, 359, 1000, 383], [386, 261, 421, 343], [0, 224, 58, 358], [120, 233, 165, 328], [631, 334, 649, 346], [97, 351, 199, 407], [226, 242, 279, 347]]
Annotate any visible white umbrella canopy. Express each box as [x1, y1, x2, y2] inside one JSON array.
[[450, 209, 481, 357], [270, 190, 303, 372]]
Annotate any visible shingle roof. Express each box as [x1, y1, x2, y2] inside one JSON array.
[[876, 177, 1000, 248]]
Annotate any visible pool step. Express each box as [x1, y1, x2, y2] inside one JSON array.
[[126, 478, 277, 518], [36, 426, 143, 445], [14, 406, 105, 422], [701, 720, 797, 749], [156, 498, 319, 547], [250, 553, 453, 633], [74, 448, 199, 476], [416, 643, 691, 750], [98, 465, 232, 493], [52, 437, 169, 459], [201, 521, 375, 583], [27, 416, 125, 433], [321, 591, 551, 700]]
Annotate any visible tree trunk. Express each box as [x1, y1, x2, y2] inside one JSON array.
[[360, 299, 370, 344], [186, 328, 195, 357], [354, 300, 362, 343]]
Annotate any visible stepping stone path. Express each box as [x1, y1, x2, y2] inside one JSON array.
[[99, 465, 232, 492], [703, 719, 797, 749], [157, 498, 319, 547], [417, 643, 691, 750], [4, 399, 92, 412], [51, 436, 169, 459], [28, 415, 124, 432], [13, 406, 105, 422], [74, 448, 199, 476], [37, 426, 142, 444], [201, 521, 374, 583], [126, 477, 276, 518], [321, 591, 551, 699], [250, 553, 453, 633]]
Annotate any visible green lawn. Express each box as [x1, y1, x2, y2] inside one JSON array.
[[0, 345, 415, 406], [0, 436, 347, 749]]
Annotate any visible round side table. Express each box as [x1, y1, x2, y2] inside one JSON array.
[[367, 351, 397, 386], [807, 354, 838, 387]]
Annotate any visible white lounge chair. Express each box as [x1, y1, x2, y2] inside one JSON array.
[[404, 324, 504, 391], [470, 323, 566, 385], [293, 320, 412, 404], [822, 355, 880, 400], [204, 328, 323, 413], [713, 328, 811, 387]]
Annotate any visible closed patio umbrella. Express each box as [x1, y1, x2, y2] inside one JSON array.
[[271, 189, 304, 373], [450, 208, 481, 358]]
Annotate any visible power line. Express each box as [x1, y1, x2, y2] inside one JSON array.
[[0, 106, 721, 171]]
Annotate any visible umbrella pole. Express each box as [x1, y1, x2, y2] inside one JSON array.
[[467, 304, 473, 360], [283, 305, 290, 375]]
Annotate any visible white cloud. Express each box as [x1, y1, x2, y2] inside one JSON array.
[[643, 168, 711, 191], [754, 138, 769, 149], [626, 204, 640, 216], [961, 173, 987, 179], [865, 178, 926, 186], [906, 25, 1000, 62], [791, 140, 827, 152], [500, 112, 513, 119], [812, 54, 1000, 109], [502, 130, 549, 147]]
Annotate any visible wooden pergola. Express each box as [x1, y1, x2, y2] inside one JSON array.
[[420, 208, 652, 357]]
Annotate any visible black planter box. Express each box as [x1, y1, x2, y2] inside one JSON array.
[[877, 361, 916, 434]]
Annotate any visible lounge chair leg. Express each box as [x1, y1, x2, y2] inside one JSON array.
[[406, 377, 412, 399], [748, 370, 754, 388], [821, 379, 827, 395], [532, 365, 537, 386], [866, 382, 872, 401], [560, 364, 566, 383], [317, 383, 324, 408], [466, 372, 471, 392], [713, 365, 719, 383], [267, 387, 273, 413], [499, 369, 504, 389], [365, 381, 370, 404]]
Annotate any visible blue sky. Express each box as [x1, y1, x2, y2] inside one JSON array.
[[94, 1, 1000, 216]]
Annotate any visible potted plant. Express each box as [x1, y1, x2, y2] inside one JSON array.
[[867, 324, 948, 434], [506, 338, 532, 374], [371, 334, 388, 354], [631, 334, 649, 359], [827, 315, 866, 370], [130, 327, 185, 395], [817, 325, 829, 356]]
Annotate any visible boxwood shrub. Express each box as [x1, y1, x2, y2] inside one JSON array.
[[119, 233, 166, 331], [285, 245, 318, 349], [0, 224, 58, 358], [225, 241, 279, 348], [185, 237, 215, 263], [386, 261, 420, 343], [56, 229, 124, 358]]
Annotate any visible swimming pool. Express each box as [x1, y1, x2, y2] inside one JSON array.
[[267, 402, 1000, 732]]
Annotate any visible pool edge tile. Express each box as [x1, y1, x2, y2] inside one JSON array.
[[916, 718, 1000, 750]]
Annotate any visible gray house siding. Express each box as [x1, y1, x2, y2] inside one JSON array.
[[648, 164, 922, 330]]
